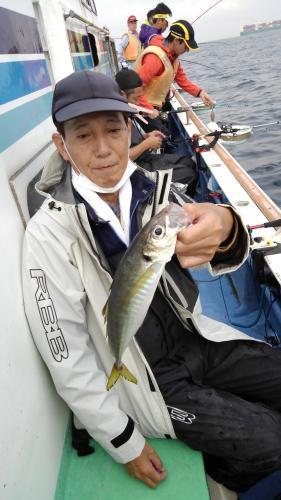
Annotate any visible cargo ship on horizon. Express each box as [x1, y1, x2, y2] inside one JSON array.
[[240, 19, 281, 35]]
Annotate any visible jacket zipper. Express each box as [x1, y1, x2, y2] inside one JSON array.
[[151, 171, 159, 217]]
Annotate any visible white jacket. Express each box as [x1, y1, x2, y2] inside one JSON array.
[[22, 152, 251, 464]]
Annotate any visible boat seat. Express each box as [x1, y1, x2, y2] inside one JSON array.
[[55, 430, 210, 500]]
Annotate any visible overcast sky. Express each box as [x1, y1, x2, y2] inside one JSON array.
[[96, 0, 281, 42]]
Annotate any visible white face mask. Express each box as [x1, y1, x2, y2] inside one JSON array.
[[61, 136, 136, 194]]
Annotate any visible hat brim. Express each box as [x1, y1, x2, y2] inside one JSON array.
[[184, 39, 199, 51], [54, 98, 137, 123]]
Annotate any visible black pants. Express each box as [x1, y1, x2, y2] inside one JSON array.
[[156, 334, 281, 492]]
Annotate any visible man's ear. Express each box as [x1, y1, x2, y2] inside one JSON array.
[[52, 132, 69, 161]]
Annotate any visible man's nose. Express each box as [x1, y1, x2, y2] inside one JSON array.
[[93, 136, 111, 157]]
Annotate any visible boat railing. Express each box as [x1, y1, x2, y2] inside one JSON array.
[[172, 87, 281, 222]]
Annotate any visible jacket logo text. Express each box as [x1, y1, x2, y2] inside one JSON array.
[[30, 269, 69, 362]]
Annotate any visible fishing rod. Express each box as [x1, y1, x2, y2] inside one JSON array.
[[216, 102, 249, 109], [252, 121, 280, 129], [249, 220, 281, 230], [179, 59, 216, 72], [159, 107, 189, 121], [247, 219, 281, 246], [192, 0, 225, 24], [191, 119, 280, 151], [135, 107, 189, 122], [213, 96, 249, 107], [215, 120, 281, 132]]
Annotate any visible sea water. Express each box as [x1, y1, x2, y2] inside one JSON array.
[[181, 29, 281, 208]]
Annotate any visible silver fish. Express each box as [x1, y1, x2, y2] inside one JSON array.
[[103, 203, 190, 390]]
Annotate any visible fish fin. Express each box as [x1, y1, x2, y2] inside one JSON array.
[[121, 364, 138, 385], [102, 300, 108, 324], [106, 363, 138, 391]]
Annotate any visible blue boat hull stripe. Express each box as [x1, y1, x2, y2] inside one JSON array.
[[0, 59, 51, 105], [0, 86, 52, 115], [0, 91, 53, 153]]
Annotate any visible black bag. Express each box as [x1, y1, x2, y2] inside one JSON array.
[[131, 122, 198, 196], [138, 152, 198, 197]]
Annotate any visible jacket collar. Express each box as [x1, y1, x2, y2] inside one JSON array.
[[36, 150, 76, 204], [73, 169, 155, 225]]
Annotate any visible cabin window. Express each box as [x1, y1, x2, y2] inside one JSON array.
[[87, 31, 99, 66], [81, 0, 97, 15], [66, 25, 95, 72]]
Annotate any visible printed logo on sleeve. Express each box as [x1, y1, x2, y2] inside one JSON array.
[[30, 269, 69, 362], [167, 405, 196, 424]]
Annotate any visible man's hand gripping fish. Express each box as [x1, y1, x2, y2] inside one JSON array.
[[103, 203, 190, 390]]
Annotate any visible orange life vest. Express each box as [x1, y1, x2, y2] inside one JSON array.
[[123, 32, 141, 62], [133, 45, 179, 107]]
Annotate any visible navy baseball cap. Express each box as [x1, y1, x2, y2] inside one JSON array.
[[52, 70, 136, 124]]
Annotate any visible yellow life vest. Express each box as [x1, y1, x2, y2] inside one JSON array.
[[123, 32, 141, 62], [133, 45, 179, 107]]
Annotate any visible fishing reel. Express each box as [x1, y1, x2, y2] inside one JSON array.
[[159, 111, 169, 122], [191, 131, 222, 153], [217, 122, 241, 135], [251, 244, 281, 296], [191, 121, 244, 153], [159, 107, 188, 122], [248, 219, 281, 295]]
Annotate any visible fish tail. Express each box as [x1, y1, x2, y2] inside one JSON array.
[[106, 363, 138, 391]]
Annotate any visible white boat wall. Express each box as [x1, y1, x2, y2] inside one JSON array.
[[0, 1, 118, 499], [1, 1, 281, 499]]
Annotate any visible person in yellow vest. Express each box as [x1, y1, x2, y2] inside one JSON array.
[[134, 19, 214, 111], [117, 15, 141, 68]]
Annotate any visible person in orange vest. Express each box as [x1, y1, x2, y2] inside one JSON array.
[[134, 20, 214, 110], [117, 15, 141, 68]]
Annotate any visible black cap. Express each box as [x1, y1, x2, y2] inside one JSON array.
[[115, 69, 143, 91], [52, 70, 136, 124], [169, 20, 199, 50]]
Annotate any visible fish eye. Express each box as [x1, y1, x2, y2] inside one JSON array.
[[143, 254, 152, 262], [152, 225, 165, 238]]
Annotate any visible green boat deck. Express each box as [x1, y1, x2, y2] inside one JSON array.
[[55, 425, 210, 499]]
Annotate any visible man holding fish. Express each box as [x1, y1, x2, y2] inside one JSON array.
[[23, 70, 281, 493]]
